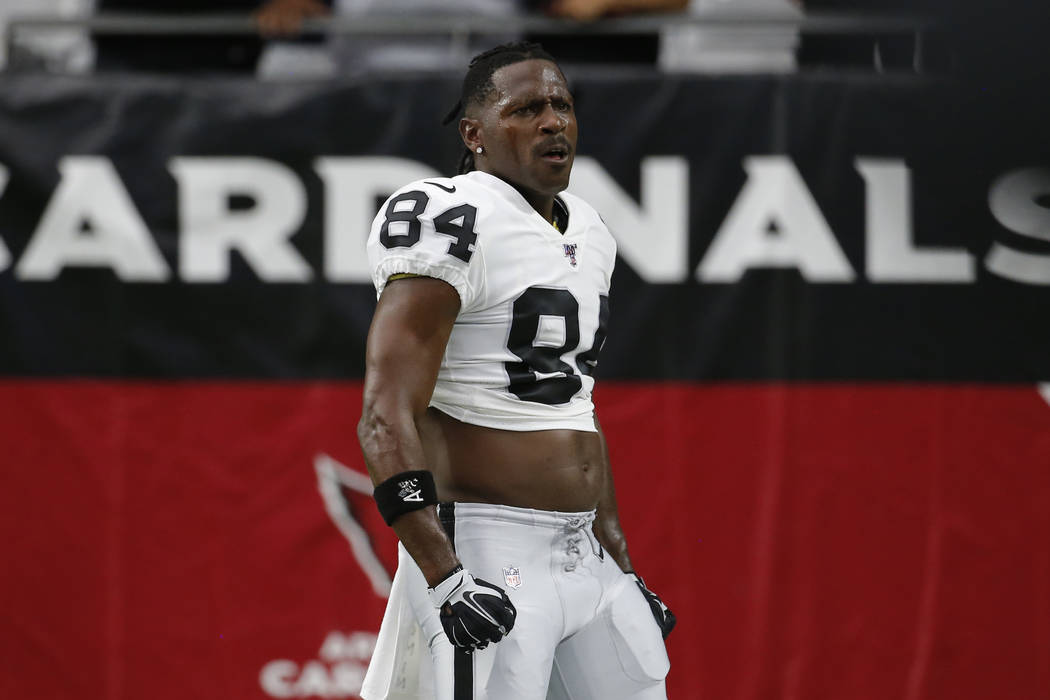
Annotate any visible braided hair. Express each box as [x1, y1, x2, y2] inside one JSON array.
[[442, 41, 560, 175]]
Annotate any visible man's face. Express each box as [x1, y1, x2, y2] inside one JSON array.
[[467, 59, 578, 198]]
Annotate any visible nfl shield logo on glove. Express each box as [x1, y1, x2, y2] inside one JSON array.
[[502, 566, 522, 589]]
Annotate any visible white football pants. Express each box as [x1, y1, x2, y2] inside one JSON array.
[[362, 502, 669, 700]]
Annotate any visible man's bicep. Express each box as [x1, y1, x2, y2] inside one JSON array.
[[363, 276, 461, 414]]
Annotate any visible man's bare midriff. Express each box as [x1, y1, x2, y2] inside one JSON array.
[[417, 407, 604, 512]]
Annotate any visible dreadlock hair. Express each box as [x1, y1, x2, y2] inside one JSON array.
[[442, 41, 560, 175]]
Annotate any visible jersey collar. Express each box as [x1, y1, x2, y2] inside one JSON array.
[[465, 170, 572, 236]]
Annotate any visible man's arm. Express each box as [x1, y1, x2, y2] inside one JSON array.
[[357, 276, 462, 586], [358, 275, 517, 650], [592, 414, 677, 639], [592, 415, 634, 572]]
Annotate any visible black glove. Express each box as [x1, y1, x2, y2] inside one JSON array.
[[630, 572, 676, 639], [428, 565, 517, 651]]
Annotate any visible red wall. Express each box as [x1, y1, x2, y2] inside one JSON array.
[[3, 381, 1048, 699]]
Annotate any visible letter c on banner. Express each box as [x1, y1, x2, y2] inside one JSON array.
[[259, 659, 298, 698]]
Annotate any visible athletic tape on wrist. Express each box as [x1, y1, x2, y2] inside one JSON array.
[[373, 470, 438, 526]]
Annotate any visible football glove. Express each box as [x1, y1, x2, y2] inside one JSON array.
[[428, 566, 517, 651], [631, 572, 676, 639]]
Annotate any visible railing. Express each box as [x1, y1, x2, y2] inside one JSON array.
[[4, 11, 935, 73]]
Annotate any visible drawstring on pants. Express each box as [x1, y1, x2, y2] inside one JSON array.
[[562, 513, 600, 571]]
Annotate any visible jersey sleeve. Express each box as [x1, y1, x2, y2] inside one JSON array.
[[366, 181, 482, 308]]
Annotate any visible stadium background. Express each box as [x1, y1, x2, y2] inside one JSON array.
[[2, 6, 1049, 700]]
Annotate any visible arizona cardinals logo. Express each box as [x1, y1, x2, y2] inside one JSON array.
[[563, 243, 578, 267], [314, 453, 394, 597]]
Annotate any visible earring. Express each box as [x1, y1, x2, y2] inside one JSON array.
[[476, 146, 483, 154]]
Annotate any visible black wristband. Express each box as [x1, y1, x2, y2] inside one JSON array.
[[373, 470, 438, 526]]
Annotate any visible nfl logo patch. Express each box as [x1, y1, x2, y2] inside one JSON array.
[[502, 566, 522, 589]]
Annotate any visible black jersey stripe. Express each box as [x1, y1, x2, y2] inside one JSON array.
[[439, 503, 472, 700]]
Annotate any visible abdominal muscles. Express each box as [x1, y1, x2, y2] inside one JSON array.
[[419, 407, 604, 512]]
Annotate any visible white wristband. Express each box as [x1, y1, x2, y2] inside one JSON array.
[[428, 566, 468, 608]]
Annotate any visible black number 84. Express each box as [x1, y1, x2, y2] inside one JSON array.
[[379, 190, 477, 263], [505, 287, 610, 406]]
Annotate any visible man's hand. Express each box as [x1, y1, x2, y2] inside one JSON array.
[[631, 573, 676, 639], [255, 0, 330, 37], [545, 0, 689, 22], [545, 0, 613, 21], [428, 566, 517, 651]]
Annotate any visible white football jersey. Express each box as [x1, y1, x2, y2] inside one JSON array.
[[367, 170, 616, 432]]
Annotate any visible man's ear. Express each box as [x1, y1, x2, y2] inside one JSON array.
[[459, 117, 481, 152]]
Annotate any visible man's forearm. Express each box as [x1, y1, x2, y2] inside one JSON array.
[[358, 404, 459, 586], [592, 417, 634, 572], [390, 507, 460, 585]]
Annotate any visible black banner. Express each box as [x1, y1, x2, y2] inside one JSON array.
[[0, 73, 1047, 380]]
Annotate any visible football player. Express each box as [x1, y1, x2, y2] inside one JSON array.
[[358, 42, 675, 700]]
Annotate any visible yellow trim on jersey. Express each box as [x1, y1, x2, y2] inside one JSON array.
[[387, 272, 423, 282], [552, 197, 568, 233]]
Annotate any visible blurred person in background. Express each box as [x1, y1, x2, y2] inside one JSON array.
[[541, 0, 688, 21], [0, 0, 94, 73], [330, 0, 522, 77], [259, 0, 525, 79], [530, 0, 688, 67], [94, 0, 330, 73], [658, 0, 801, 73]]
